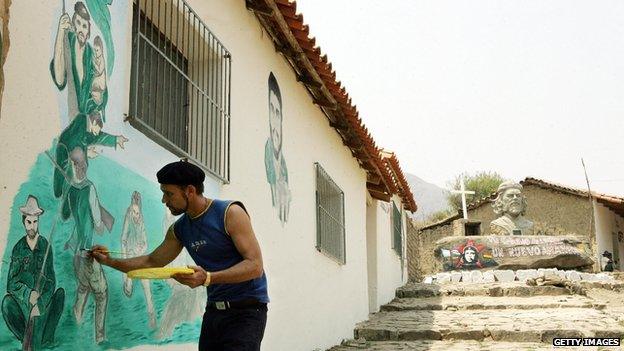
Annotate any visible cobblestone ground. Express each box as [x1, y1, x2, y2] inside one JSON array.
[[328, 281, 624, 351]]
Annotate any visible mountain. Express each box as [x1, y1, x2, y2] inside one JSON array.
[[404, 173, 450, 221]]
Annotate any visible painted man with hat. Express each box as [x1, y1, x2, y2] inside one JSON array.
[[2, 195, 65, 348], [91, 160, 270, 350], [490, 181, 534, 235]]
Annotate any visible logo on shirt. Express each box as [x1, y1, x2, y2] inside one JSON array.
[[190, 240, 207, 252]]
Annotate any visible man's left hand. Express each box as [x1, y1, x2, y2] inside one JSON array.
[[172, 265, 208, 288]]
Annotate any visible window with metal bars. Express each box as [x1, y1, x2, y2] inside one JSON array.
[[392, 202, 403, 257], [315, 163, 346, 264], [129, 0, 231, 182]]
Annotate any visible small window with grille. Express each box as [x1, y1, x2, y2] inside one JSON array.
[[392, 202, 402, 257], [315, 163, 346, 264], [129, 0, 231, 182]]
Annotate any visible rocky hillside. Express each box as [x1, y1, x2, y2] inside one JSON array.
[[405, 173, 449, 221]]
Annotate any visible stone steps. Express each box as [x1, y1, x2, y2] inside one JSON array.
[[326, 281, 624, 350], [328, 340, 562, 351], [353, 308, 624, 343], [396, 282, 572, 298], [382, 295, 605, 311]]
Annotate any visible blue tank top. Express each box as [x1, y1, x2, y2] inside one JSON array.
[[173, 199, 269, 303]]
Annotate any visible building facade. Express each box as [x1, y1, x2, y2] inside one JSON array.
[[408, 177, 624, 280], [0, 0, 416, 350]]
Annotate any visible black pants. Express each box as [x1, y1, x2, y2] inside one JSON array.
[[198, 305, 267, 351]]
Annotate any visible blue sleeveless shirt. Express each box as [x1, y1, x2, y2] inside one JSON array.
[[173, 200, 269, 303]]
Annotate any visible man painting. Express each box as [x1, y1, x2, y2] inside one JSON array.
[[63, 147, 110, 343], [264, 72, 291, 224], [51, 1, 107, 119], [91, 160, 269, 350], [1, 196, 65, 348], [490, 181, 534, 235]]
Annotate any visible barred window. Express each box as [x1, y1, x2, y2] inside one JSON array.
[[392, 202, 402, 257], [315, 163, 346, 264], [129, 0, 231, 182]]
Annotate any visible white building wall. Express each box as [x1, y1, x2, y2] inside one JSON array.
[[593, 201, 622, 270], [367, 196, 405, 313], [0, 0, 383, 350], [615, 214, 624, 270]]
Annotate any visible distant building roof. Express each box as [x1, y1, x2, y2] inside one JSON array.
[[419, 176, 624, 231]]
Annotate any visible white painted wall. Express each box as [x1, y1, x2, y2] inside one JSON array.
[[365, 197, 405, 313], [614, 215, 624, 270], [366, 195, 379, 313], [194, 2, 370, 349], [0, 0, 381, 350], [593, 200, 622, 270]]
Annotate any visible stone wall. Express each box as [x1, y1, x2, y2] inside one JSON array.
[[468, 184, 593, 236], [408, 220, 454, 281], [408, 184, 595, 279]]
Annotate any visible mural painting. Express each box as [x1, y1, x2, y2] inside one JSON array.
[[441, 239, 498, 271], [156, 209, 206, 340], [264, 72, 292, 225], [0, 1, 205, 349], [2, 196, 65, 350], [0, 0, 10, 117], [120, 191, 156, 328]]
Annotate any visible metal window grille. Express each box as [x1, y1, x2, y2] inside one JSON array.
[[392, 202, 402, 257], [129, 0, 231, 182], [315, 163, 346, 264]]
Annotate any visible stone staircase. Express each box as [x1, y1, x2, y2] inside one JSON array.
[[328, 281, 624, 350]]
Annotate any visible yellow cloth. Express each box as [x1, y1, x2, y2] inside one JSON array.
[[127, 267, 194, 279]]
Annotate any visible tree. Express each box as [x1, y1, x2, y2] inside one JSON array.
[[446, 171, 506, 211]]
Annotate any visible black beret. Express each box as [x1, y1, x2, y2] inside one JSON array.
[[157, 160, 205, 185]]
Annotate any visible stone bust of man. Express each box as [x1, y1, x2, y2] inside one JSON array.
[[490, 181, 534, 235]]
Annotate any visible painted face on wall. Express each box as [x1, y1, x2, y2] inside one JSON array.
[[160, 184, 188, 216], [268, 90, 282, 157], [73, 14, 90, 46], [23, 215, 39, 238], [501, 188, 523, 216], [463, 247, 477, 263], [88, 115, 102, 136]]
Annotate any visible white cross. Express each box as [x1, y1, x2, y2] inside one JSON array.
[[451, 176, 475, 219]]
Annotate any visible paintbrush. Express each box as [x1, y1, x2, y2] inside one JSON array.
[[79, 248, 128, 256]]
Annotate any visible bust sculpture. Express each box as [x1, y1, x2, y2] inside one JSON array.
[[490, 181, 534, 235]]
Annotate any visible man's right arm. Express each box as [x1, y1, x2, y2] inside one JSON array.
[[91, 226, 183, 272]]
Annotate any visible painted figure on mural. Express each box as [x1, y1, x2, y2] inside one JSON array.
[[54, 111, 127, 199], [0, 0, 11, 118], [62, 147, 110, 343], [264, 72, 291, 225], [51, 1, 108, 120], [156, 208, 207, 339], [90, 35, 107, 106], [490, 181, 534, 235], [121, 191, 157, 328], [1, 196, 65, 349], [443, 239, 498, 271], [156, 236, 206, 340]]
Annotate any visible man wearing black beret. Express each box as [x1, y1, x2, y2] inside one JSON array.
[[90, 160, 269, 350]]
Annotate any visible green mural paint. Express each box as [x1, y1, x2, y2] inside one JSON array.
[[0, 151, 202, 350], [1, 1, 202, 349], [265, 72, 291, 225], [85, 0, 114, 74]]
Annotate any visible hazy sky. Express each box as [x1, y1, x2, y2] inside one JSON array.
[[296, 0, 624, 196]]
